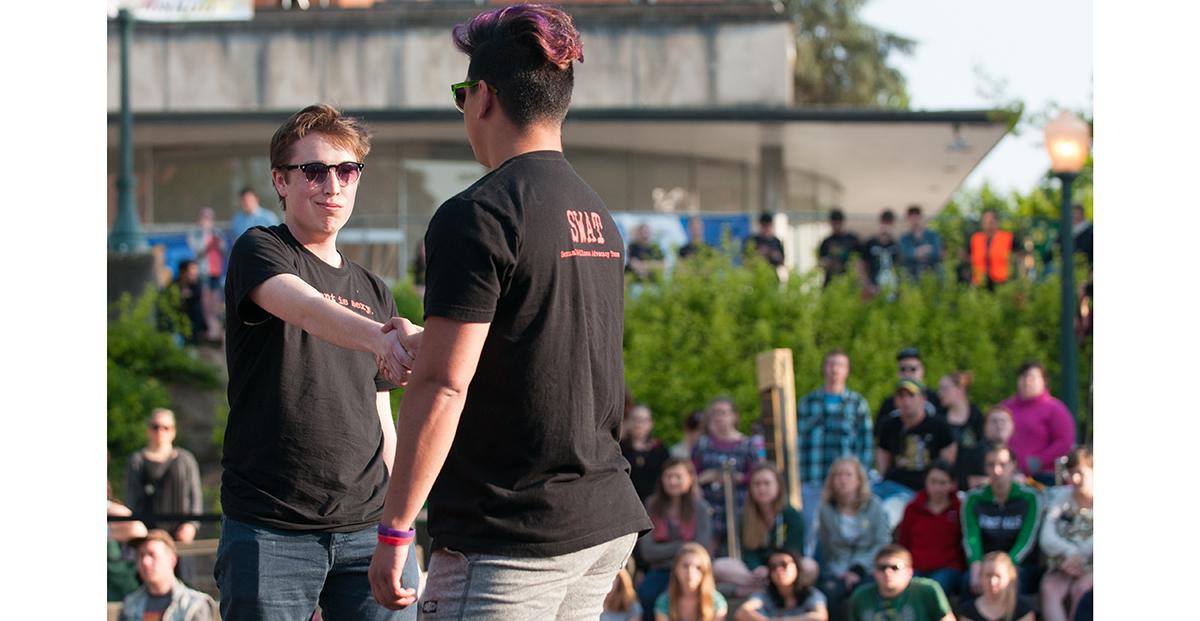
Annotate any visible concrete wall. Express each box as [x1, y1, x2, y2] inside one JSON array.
[[108, 14, 793, 112]]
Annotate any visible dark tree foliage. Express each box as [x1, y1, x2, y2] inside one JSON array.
[[785, 0, 916, 108]]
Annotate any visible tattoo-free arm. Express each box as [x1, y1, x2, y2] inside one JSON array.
[[377, 391, 396, 476], [248, 273, 411, 378], [368, 317, 490, 609]]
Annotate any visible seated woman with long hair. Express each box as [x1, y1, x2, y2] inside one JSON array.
[[714, 464, 816, 597], [1039, 446, 1093, 621], [896, 460, 967, 597], [638, 457, 715, 621], [602, 568, 643, 621], [956, 551, 1035, 621], [655, 543, 728, 621], [937, 371, 986, 490], [734, 548, 828, 621], [815, 456, 891, 621]]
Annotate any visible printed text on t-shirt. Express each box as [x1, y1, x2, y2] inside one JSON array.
[[566, 210, 606, 245], [322, 291, 373, 316]]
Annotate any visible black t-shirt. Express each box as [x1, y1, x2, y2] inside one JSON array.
[[626, 241, 665, 281], [222, 224, 399, 532], [876, 389, 942, 423], [946, 403, 985, 490], [861, 235, 900, 285], [875, 414, 955, 491], [678, 241, 707, 259], [818, 232, 860, 283], [422, 150, 651, 557], [747, 234, 785, 266], [620, 438, 671, 502], [956, 595, 1036, 621]]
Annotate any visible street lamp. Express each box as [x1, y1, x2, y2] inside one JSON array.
[[1043, 110, 1091, 420], [109, 8, 147, 253]]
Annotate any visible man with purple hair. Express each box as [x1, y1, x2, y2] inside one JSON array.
[[367, 4, 651, 619]]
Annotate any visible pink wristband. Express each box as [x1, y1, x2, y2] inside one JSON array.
[[377, 534, 414, 547]]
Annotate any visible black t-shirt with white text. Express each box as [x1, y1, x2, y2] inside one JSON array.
[[861, 235, 900, 285], [818, 231, 860, 284], [422, 151, 652, 557], [222, 225, 399, 532], [875, 414, 955, 491]]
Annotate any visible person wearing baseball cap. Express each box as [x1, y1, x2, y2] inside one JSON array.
[[875, 347, 942, 423], [872, 379, 958, 528], [118, 530, 217, 621]]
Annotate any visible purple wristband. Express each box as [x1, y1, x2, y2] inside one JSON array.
[[377, 524, 415, 539]]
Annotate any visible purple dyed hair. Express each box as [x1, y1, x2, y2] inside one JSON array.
[[452, 4, 584, 70]]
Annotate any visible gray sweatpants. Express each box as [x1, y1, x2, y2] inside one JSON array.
[[417, 533, 637, 621]]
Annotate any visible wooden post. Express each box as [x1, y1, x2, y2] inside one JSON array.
[[756, 349, 801, 510], [721, 459, 741, 560]]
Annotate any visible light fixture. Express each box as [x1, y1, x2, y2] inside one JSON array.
[[1044, 111, 1090, 174]]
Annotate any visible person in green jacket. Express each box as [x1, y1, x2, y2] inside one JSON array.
[[961, 443, 1042, 596], [714, 464, 817, 597], [847, 544, 954, 621]]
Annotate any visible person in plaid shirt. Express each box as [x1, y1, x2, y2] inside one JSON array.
[[795, 348, 874, 555]]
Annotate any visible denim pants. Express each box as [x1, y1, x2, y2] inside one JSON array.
[[215, 515, 419, 621], [636, 568, 671, 621], [418, 532, 637, 621], [800, 481, 824, 559], [871, 479, 916, 531], [917, 568, 963, 598]]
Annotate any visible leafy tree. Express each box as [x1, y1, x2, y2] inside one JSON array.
[[785, 0, 916, 108]]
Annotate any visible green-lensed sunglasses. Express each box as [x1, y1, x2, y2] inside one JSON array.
[[451, 80, 496, 112]]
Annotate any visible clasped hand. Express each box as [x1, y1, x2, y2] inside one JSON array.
[[375, 317, 424, 386]]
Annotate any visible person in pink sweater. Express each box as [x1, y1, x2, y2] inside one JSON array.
[[1000, 361, 1076, 483]]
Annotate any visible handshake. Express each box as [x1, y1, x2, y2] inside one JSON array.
[[374, 317, 424, 387]]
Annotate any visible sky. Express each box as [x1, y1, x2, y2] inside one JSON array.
[[859, 0, 1094, 195]]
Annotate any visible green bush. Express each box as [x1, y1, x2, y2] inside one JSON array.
[[624, 252, 1092, 447], [392, 279, 424, 328], [107, 289, 222, 497]]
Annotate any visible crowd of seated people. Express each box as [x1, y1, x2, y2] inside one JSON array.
[[617, 351, 1091, 621]]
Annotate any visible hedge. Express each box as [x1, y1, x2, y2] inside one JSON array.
[[623, 249, 1092, 447]]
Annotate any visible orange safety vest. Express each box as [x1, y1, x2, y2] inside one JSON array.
[[970, 230, 1012, 285]]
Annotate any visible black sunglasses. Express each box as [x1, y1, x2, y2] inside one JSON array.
[[149, 424, 173, 431], [279, 161, 364, 186], [768, 559, 796, 570]]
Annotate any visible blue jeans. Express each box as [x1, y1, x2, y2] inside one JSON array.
[[215, 516, 418, 621], [917, 568, 962, 598], [871, 479, 916, 531], [800, 482, 824, 559], [636, 568, 670, 621]]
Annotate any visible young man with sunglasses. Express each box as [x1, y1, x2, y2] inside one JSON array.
[[875, 346, 942, 423], [216, 103, 420, 620], [848, 544, 954, 621], [366, 5, 650, 619]]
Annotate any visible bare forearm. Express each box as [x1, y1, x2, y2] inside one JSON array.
[[875, 449, 890, 476], [378, 392, 397, 476], [292, 294, 388, 355], [251, 274, 390, 358]]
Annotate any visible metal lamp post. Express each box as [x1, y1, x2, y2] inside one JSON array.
[[109, 8, 147, 253], [1043, 111, 1091, 419]]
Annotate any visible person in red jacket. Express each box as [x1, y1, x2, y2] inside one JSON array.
[[895, 461, 965, 598]]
